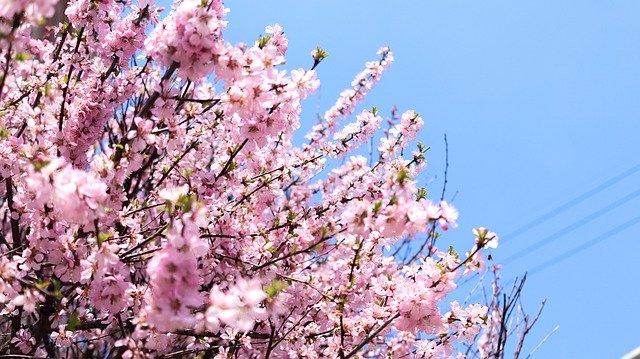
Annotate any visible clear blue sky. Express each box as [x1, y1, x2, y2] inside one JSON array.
[[186, 1, 640, 357]]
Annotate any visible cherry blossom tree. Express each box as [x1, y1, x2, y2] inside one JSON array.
[[0, 0, 539, 357]]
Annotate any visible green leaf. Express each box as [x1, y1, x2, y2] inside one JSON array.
[[314, 46, 329, 59], [416, 187, 428, 200], [34, 280, 50, 290], [389, 194, 398, 206], [15, 53, 30, 61], [176, 194, 195, 212], [447, 245, 459, 261], [66, 312, 81, 331], [264, 279, 289, 298], [396, 166, 412, 185], [31, 158, 50, 172], [320, 225, 328, 238], [311, 46, 329, 69], [51, 278, 62, 297], [97, 232, 112, 246], [372, 200, 383, 215], [257, 35, 272, 49]]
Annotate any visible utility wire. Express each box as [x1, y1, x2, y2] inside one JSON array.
[[502, 187, 640, 265], [529, 214, 640, 275], [502, 163, 640, 243]]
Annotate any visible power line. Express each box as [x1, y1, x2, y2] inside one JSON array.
[[502, 163, 640, 243], [529, 215, 640, 275], [502, 187, 640, 265]]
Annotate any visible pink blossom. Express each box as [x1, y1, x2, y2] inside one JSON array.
[[50, 325, 75, 348], [1, 0, 57, 21], [146, 244, 202, 331], [10, 329, 35, 354], [207, 278, 268, 332], [473, 227, 499, 249], [438, 200, 459, 231], [12, 288, 44, 313]]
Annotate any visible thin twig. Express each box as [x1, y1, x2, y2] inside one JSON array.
[[440, 133, 449, 201]]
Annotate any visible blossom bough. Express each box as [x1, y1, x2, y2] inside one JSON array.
[[0, 1, 539, 358]]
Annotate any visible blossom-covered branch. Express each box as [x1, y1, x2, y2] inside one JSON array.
[[0, 1, 539, 358]]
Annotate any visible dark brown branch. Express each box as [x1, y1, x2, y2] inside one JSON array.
[[440, 133, 449, 201], [215, 139, 248, 181], [119, 224, 168, 259], [344, 313, 400, 359], [154, 140, 200, 189], [252, 227, 347, 271], [4, 178, 20, 249], [138, 62, 179, 118], [0, 13, 23, 101]]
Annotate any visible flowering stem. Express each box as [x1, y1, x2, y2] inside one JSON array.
[[216, 139, 248, 181], [344, 313, 400, 358], [4, 178, 20, 249], [138, 62, 179, 118], [154, 140, 200, 189], [252, 228, 347, 271], [119, 224, 168, 259], [0, 13, 23, 101], [57, 27, 85, 132], [440, 133, 449, 201]]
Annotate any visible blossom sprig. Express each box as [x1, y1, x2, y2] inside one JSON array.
[[305, 47, 393, 149], [474, 226, 499, 249]]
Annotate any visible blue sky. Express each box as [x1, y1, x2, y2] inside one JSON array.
[[198, 1, 640, 357]]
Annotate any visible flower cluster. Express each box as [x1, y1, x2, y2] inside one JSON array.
[[25, 159, 108, 226], [306, 47, 393, 148], [146, 0, 228, 80], [206, 278, 268, 332], [0, 1, 518, 358], [1, 0, 57, 22]]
